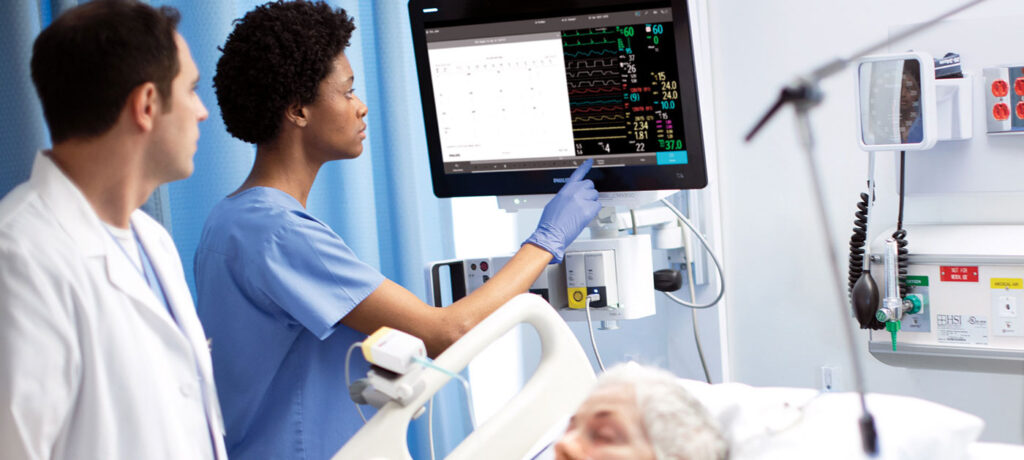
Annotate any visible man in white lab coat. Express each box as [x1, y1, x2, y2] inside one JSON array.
[[0, 1, 226, 458]]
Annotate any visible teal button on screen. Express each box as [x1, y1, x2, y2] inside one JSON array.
[[656, 151, 688, 165]]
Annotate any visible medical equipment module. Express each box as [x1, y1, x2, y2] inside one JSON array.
[[428, 234, 655, 322], [867, 225, 1024, 373]]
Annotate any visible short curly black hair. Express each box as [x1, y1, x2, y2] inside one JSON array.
[[214, 0, 355, 144]]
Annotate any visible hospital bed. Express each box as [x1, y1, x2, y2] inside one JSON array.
[[335, 294, 1024, 459]]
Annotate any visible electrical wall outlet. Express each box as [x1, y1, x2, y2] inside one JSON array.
[[820, 366, 838, 392], [984, 66, 1024, 134]]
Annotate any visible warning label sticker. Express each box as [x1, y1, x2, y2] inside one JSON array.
[[936, 314, 989, 345]]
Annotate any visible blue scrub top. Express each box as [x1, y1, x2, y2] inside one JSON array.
[[194, 187, 385, 460]]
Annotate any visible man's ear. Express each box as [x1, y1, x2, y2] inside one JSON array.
[[128, 82, 160, 133], [284, 102, 309, 128]]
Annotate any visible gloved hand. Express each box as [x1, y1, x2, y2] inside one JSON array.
[[523, 159, 601, 263]]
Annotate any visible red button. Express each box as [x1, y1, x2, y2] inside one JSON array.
[[480, 261, 489, 272], [992, 79, 1010, 98], [1016, 78, 1024, 96], [994, 103, 1011, 121], [1017, 102, 1024, 119]]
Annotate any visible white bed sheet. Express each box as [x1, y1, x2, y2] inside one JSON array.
[[968, 442, 1024, 459], [524, 379, 1018, 460]]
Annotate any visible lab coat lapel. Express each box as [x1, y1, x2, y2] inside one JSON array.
[[31, 151, 175, 323], [31, 151, 184, 335], [103, 240, 175, 322], [132, 215, 227, 441], [132, 220, 210, 366]]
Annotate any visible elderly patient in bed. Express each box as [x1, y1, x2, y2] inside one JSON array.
[[554, 363, 728, 460]]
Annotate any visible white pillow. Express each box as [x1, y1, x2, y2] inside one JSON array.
[[676, 379, 984, 460]]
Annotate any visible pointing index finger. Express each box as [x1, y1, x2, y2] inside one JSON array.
[[567, 158, 594, 183]]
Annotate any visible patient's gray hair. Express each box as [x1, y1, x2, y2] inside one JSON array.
[[595, 363, 728, 460]]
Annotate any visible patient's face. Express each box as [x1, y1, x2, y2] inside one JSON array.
[[554, 385, 656, 460]]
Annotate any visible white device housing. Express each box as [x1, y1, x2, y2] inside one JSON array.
[[361, 327, 427, 375], [868, 225, 1024, 374], [934, 76, 973, 141], [426, 234, 655, 321], [855, 51, 938, 151], [559, 234, 655, 321]]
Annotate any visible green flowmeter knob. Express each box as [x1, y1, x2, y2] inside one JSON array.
[[875, 307, 895, 323], [875, 310, 889, 322], [903, 295, 922, 315], [885, 320, 901, 351]]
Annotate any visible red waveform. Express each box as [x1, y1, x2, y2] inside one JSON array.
[[570, 86, 621, 94]]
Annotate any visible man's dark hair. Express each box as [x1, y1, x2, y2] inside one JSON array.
[[30, 0, 181, 144], [214, 0, 356, 145]]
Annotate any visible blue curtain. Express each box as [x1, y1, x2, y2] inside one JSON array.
[[0, 2, 48, 194], [0, 0, 468, 457]]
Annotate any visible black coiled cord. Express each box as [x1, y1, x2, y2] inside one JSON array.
[[892, 228, 909, 299], [894, 150, 909, 299], [848, 192, 869, 293]]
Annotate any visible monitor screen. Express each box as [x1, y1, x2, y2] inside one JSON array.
[[408, 0, 707, 198]]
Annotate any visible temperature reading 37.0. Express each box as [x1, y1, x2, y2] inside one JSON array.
[[562, 21, 685, 157]]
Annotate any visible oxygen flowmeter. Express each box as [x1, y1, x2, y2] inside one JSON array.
[[875, 238, 922, 350]]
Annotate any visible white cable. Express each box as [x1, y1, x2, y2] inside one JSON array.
[[427, 397, 435, 460], [583, 295, 606, 372], [687, 262, 712, 384], [412, 356, 477, 429], [344, 341, 369, 423], [659, 197, 726, 309]]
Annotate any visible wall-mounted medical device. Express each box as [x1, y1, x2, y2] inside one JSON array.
[[983, 65, 1024, 134], [867, 225, 1024, 374], [427, 234, 655, 322], [408, 0, 709, 197], [854, 51, 973, 152], [849, 51, 974, 333]]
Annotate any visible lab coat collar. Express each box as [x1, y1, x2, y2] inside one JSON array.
[[30, 151, 106, 257], [31, 151, 182, 335]]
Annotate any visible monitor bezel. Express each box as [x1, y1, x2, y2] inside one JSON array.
[[408, 0, 707, 198]]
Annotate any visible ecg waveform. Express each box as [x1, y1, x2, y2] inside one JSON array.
[[560, 22, 686, 156], [564, 49, 618, 58], [568, 69, 618, 78], [568, 79, 620, 88], [573, 114, 625, 122], [570, 87, 620, 95], [568, 58, 617, 69]]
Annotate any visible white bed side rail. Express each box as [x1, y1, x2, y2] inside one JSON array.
[[333, 293, 596, 460]]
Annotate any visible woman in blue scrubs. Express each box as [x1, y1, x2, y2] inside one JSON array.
[[194, 2, 601, 459]]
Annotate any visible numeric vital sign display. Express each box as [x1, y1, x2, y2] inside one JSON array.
[[562, 21, 685, 156]]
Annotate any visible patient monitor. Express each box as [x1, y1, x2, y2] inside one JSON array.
[[408, 0, 709, 199], [410, 0, 715, 323]]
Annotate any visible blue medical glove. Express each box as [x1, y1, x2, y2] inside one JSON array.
[[523, 159, 601, 263]]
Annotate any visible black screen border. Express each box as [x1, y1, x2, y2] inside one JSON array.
[[408, 0, 708, 197]]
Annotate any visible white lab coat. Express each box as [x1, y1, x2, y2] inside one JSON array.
[[0, 152, 227, 459]]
